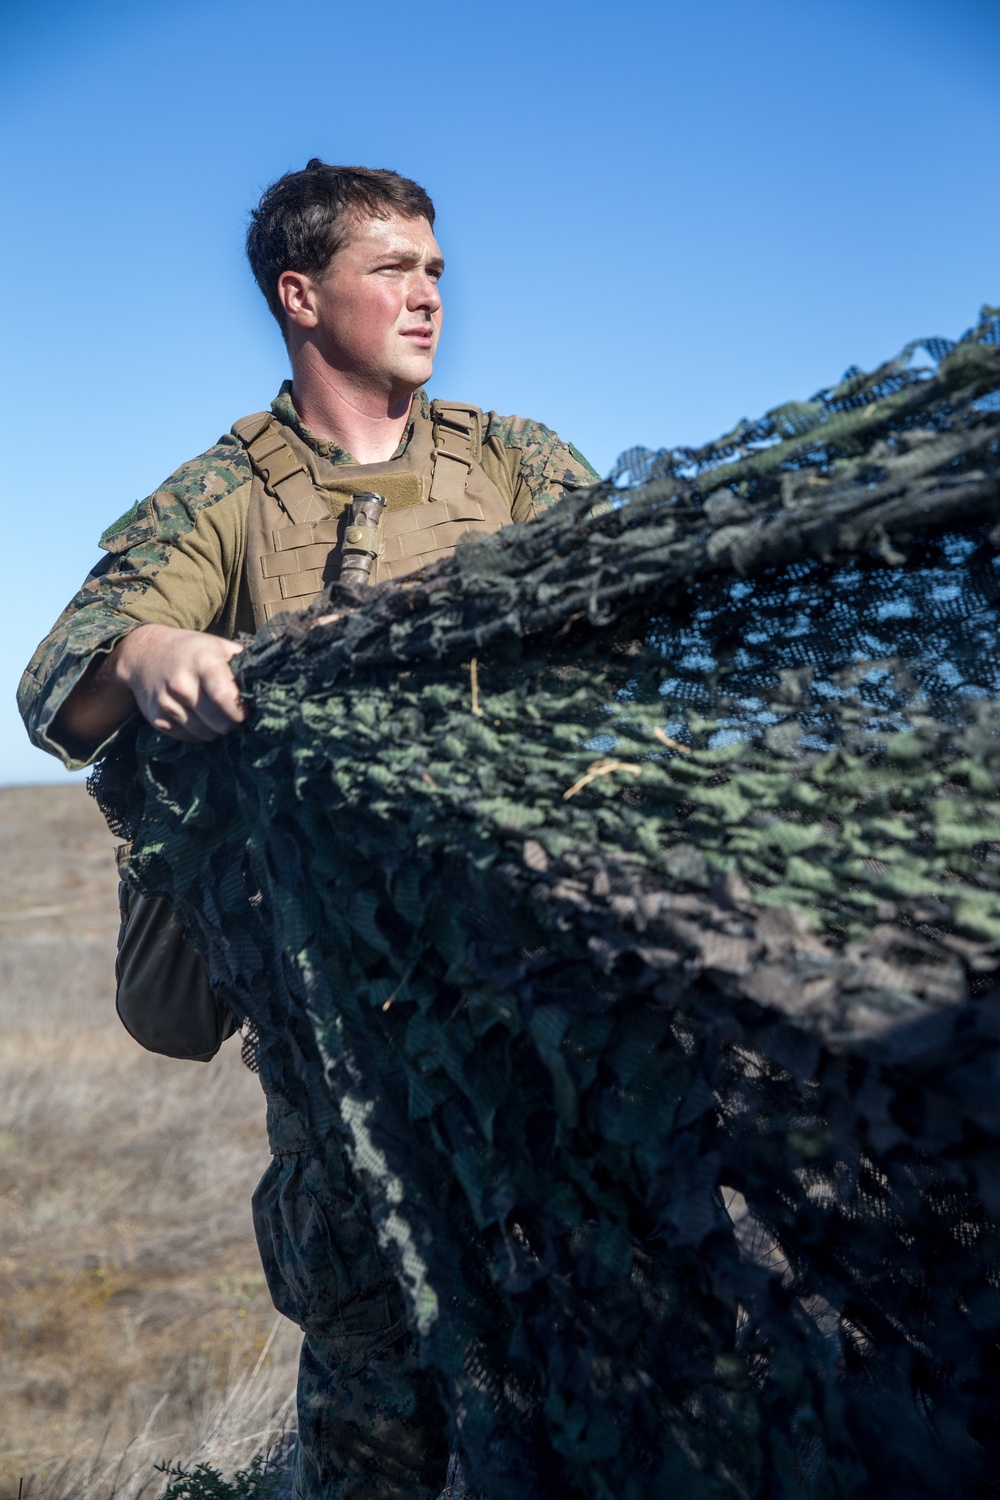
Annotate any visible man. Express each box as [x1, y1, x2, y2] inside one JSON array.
[[19, 160, 599, 1498]]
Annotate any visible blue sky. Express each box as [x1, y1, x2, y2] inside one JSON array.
[[3, 0, 999, 784]]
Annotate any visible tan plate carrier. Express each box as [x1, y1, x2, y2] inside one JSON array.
[[233, 400, 513, 626]]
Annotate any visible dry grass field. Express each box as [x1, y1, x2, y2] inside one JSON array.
[[0, 785, 299, 1498]]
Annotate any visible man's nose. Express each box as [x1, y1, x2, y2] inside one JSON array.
[[409, 270, 442, 313]]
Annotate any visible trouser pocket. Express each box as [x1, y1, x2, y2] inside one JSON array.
[[252, 1149, 398, 1338]]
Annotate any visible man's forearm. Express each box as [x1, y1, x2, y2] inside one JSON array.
[[51, 622, 248, 754], [50, 636, 140, 756]]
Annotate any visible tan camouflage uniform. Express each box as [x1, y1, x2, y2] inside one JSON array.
[[18, 383, 598, 1500]]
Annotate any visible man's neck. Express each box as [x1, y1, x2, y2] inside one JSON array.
[[288, 351, 414, 464]]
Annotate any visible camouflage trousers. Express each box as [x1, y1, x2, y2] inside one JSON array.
[[252, 1134, 449, 1500], [294, 1325, 451, 1499]]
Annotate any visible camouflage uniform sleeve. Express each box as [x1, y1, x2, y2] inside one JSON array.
[[17, 436, 253, 770], [482, 413, 601, 523]]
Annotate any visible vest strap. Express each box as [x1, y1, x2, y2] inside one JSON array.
[[232, 413, 328, 526], [431, 401, 482, 460], [428, 401, 482, 506], [231, 412, 271, 446]]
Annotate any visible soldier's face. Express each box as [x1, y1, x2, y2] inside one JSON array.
[[309, 212, 444, 398]]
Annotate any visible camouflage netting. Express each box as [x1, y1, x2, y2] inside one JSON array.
[[94, 308, 1000, 1497]]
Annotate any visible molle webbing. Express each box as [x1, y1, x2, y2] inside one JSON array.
[[234, 401, 512, 625]]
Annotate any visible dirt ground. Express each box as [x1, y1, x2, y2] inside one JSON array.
[[0, 784, 299, 1498]]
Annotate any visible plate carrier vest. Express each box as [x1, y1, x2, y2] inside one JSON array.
[[232, 399, 512, 627]]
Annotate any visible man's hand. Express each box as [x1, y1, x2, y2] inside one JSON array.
[[113, 624, 246, 741], [53, 623, 246, 753]]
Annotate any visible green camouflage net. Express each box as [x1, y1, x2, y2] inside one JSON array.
[[94, 307, 1000, 1498]]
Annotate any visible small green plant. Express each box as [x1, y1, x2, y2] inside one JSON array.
[[154, 1452, 285, 1500]]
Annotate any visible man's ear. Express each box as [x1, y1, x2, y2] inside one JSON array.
[[277, 270, 320, 330]]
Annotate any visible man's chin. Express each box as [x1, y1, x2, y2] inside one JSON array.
[[395, 355, 435, 391]]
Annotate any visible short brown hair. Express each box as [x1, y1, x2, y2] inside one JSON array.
[[246, 159, 436, 330]]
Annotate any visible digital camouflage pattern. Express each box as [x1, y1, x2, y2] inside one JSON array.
[[295, 1329, 448, 1499], [93, 309, 1000, 1498], [17, 386, 597, 768], [479, 410, 600, 515], [19, 432, 254, 764], [251, 1130, 448, 1499]]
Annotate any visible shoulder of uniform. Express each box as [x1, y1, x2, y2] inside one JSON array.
[[482, 412, 557, 451], [486, 412, 600, 480], [481, 413, 601, 517], [98, 434, 252, 553]]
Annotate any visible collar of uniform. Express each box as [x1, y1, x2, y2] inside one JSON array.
[[270, 381, 430, 465]]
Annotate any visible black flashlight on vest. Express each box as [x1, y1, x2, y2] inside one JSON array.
[[340, 492, 387, 587]]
